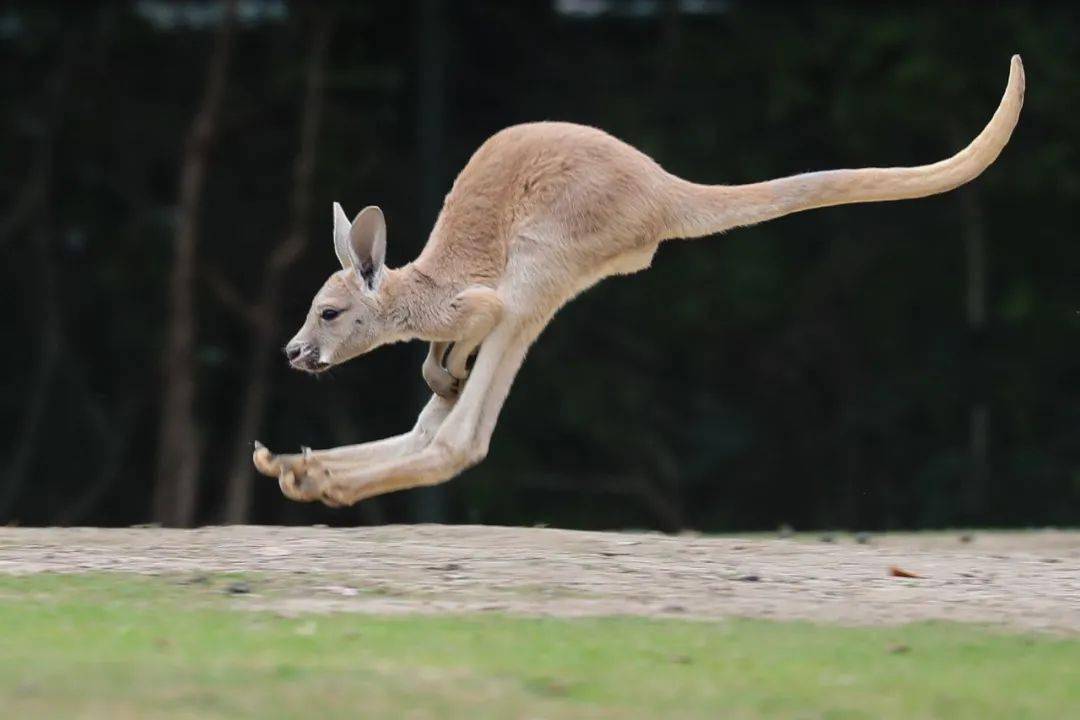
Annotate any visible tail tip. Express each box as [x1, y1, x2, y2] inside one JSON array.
[[1010, 54, 1024, 83], [1009, 54, 1025, 104]]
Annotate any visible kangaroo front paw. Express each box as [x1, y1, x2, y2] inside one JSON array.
[[422, 353, 460, 399]]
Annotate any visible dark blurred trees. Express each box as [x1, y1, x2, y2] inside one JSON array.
[[220, 5, 332, 524], [0, 22, 75, 520], [153, 0, 236, 527], [0, 1, 1076, 530]]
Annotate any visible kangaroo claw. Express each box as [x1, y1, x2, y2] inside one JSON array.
[[252, 442, 280, 476]]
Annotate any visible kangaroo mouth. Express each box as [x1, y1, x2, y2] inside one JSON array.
[[290, 356, 332, 374]]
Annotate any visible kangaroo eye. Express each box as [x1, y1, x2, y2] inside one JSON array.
[[320, 308, 340, 321]]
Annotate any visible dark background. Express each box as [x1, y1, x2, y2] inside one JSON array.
[[2, 0, 1077, 531]]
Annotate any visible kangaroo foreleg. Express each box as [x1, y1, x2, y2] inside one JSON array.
[[421, 286, 504, 397], [442, 286, 503, 380], [422, 342, 457, 399]]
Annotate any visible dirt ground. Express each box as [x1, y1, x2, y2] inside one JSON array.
[[0, 525, 1076, 633]]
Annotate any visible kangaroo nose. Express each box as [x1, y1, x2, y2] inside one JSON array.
[[285, 343, 305, 362]]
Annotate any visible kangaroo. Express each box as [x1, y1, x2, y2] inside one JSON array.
[[254, 56, 1024, 508]]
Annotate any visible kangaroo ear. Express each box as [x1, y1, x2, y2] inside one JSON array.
[[332, 202, 353, 269], [348, 205, 387, 288]]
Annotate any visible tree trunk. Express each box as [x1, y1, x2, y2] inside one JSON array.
[[221, 11, 333, 524], [57, 398, 140, 525], [948, 118, 990, 525], [153, 3, 236, 527], [959, 183, 990, 522], [0, 224, 62, 521], [0, 33, 76, 520]]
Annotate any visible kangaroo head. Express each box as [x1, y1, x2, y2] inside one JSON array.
[[285, 203, 399, 373]]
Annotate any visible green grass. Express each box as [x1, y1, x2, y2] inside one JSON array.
[[0, 574, 1076, 719]]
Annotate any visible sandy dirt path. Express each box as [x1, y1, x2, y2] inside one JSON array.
[[0, 526, 1076, 633]]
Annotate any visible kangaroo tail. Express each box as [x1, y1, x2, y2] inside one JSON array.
[[662, 55, 1024, 240]]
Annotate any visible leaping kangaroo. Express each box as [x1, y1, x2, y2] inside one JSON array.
[[254, 56, 1024, 508]]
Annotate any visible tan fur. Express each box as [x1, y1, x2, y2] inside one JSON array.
[[256, 56, 1024, 507]]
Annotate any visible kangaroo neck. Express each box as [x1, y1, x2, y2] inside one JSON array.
[[380, 264, 462, 341]]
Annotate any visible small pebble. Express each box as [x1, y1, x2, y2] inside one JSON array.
[[738, 574, 761, 582], [225, 581, 251, 595], [959, 533, 974, 543], [819, 534, 836, 543]]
